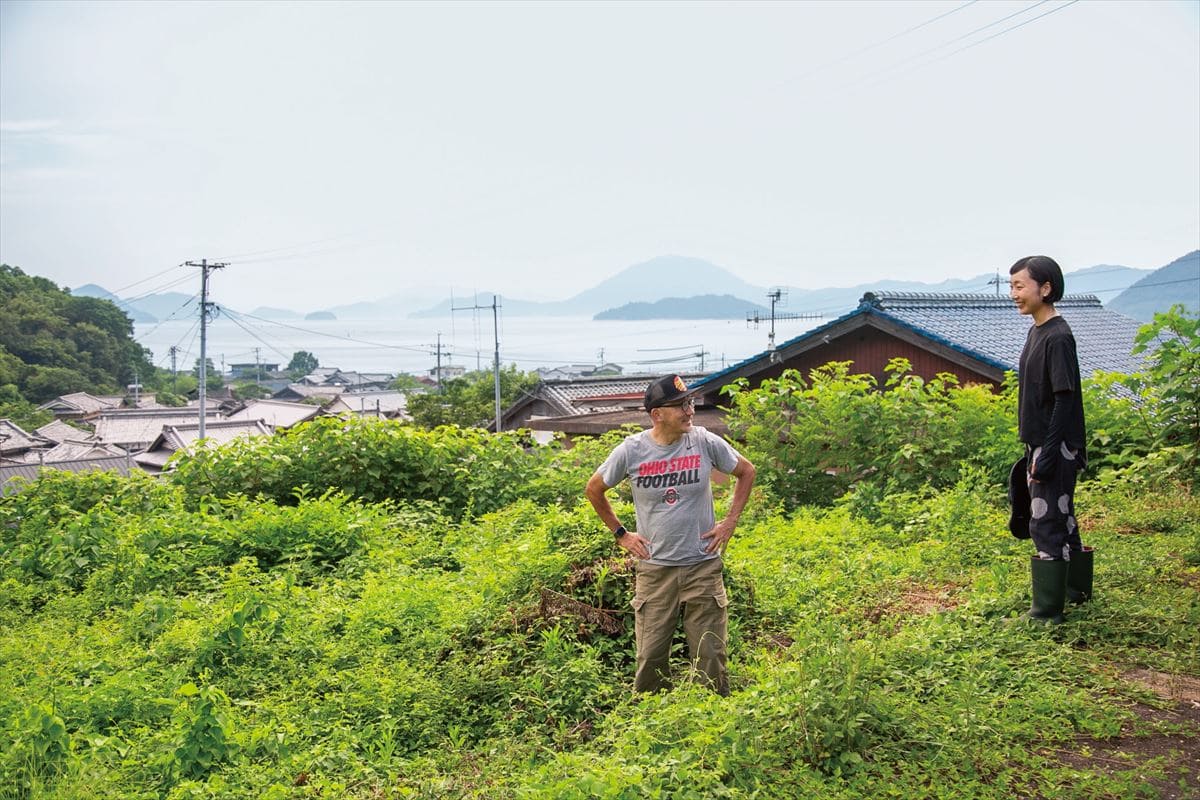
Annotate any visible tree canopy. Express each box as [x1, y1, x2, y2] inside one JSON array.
[[406, 365, 539, 429], [0, 264, 155, 403]]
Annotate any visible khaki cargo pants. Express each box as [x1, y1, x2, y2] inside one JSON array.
[[632, 556, 729, 696]]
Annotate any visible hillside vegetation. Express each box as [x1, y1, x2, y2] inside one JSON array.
[[1, 310, 1197, 799]]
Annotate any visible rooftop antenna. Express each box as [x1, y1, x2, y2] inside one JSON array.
[[747, 288, 822, 363]]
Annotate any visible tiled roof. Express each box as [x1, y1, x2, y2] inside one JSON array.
[[0, 420, 39, 454], [695, 292, 1151, 390], [35, 419, 88, 444], [537, 373, 709, 417], [33, 440, 128, 463], [135, 419, 274, 471], [2, 456, 137, 496], [162, 419, 273, 450], [526, 409, 729, 438], [93, 410, 222, 450], [863, 292, 1149, 377], [330, 390, 409, 416], [226, 399, 322, 429], [275, 383, 345, 399], [38, 392, 120, 414]]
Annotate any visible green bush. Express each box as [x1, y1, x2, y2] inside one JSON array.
[[722, 359, 1015, 509]]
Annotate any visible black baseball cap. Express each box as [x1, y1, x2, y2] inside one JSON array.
[[644, 374, 695, 411]]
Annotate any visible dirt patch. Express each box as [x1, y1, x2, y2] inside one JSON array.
[[1124, 669, 1200, 707], [864, 584, 961, 623], [1043, 728, 1199, 800], [1039, 670, 1200, 799]]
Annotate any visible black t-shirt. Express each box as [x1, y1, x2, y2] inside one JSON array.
[[1017, 315, 1086, 456]]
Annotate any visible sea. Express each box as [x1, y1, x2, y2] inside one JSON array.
[[132, 314, 826, 377]]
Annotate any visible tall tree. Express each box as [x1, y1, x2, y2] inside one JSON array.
[[0, 265, 155, 402], [287, 351, 319, 379]]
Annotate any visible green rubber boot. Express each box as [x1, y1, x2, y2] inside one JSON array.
[[1029, 557, 1068, 624], [1067, 546, 1094, 604]]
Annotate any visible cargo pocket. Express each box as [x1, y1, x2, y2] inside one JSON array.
[[712, 590, 728, 609], [631, 596, 647, 642]]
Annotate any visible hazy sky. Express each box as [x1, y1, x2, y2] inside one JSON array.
[[2, 0, 1197, 312]]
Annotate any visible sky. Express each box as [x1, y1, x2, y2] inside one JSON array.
[[1, 0, 1198, 313]]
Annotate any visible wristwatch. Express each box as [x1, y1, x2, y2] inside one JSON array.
[[613, 525, 627, 540]]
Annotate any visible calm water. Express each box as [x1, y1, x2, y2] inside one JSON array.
[[133, 314, 825, 377]]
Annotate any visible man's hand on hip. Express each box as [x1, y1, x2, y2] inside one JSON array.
[[701, 518, 736, 555], [618, 530, 652, 560]]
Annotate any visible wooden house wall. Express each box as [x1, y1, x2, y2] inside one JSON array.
[[699, 326, 1000, 403]]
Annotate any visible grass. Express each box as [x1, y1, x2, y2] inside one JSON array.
[[1, 478, 1197, 799]]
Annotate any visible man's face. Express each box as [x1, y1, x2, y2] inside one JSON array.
[[1009, 268, 1048, 317], [653, 397, 695, 432]]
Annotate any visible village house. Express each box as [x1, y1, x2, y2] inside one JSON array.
[[510, 292, 1150, 441], [688, 292, 1150, 406]]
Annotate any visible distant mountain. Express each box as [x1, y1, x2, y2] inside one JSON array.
[[769, 262, 1153, 317], [71, 284, 206, 324], [596, 294, 769, 320], [570, 256, 765, 314], [71, 284, 158, 323], [410, 255, 766, 318], [1108, 250, 1200, 321], [73, 253, 1170, 324]]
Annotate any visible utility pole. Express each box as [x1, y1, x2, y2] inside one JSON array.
[[186, 259, 228, 439], [987, 271, 1004, 296], [254, 347, 262, 387], [169, 346, 179, 393], [432, 332, 445, 392], [452, 294, 503, 432]]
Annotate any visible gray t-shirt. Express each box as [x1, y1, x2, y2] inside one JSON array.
[[597, 426, 742, 566]]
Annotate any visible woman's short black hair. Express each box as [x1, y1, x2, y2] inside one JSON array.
[[1009, 255, 1065, 304]]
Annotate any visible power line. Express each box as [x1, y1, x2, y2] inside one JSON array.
[[231, 310, 439, 354], [787, 0, 981, 83], [913, 0, 1080, 71], [108, 264, 189, 297], [134, 294, 200, 343], [855, 0, 1053, 85]]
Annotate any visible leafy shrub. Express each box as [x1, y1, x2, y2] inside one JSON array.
[[0, 702, 71, 798], [722, 359, 1015, 509], [167, 416, 544, 519]]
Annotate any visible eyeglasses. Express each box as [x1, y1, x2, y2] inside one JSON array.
[[659, 398, 695, 411]]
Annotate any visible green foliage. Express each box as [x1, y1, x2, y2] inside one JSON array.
[[2, 379, 1198, 798], [1130, 305, 1200, 490], [166, 416, 545, 519], [390, 372, 426, 392], [406, 365, 539, 429], [230, 381, 271, 401], [190, 358, 224, 392], [1, 702, 71, 798], [286, 350, 318, 379], [722, 359, 1015, 509], [155, 390, 189, 408], [0, 382, 52, 431], [0, 265, 155, 403], [171, 684, 233, 780]]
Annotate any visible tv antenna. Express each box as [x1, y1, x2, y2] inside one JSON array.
[[746, 288, 822, 362]]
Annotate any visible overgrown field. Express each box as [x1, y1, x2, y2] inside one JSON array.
[[3, 354, 1199, 798]]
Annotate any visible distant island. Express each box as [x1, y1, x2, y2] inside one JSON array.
[[305, 311, 337, 321], [595, 294, 769, 320]]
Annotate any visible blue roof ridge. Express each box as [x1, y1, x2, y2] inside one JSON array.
[[862, 291, 1101, 308]]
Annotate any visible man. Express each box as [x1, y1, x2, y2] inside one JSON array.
[[1009, 255, 1093, 624], [585, 374, 755, 695]]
